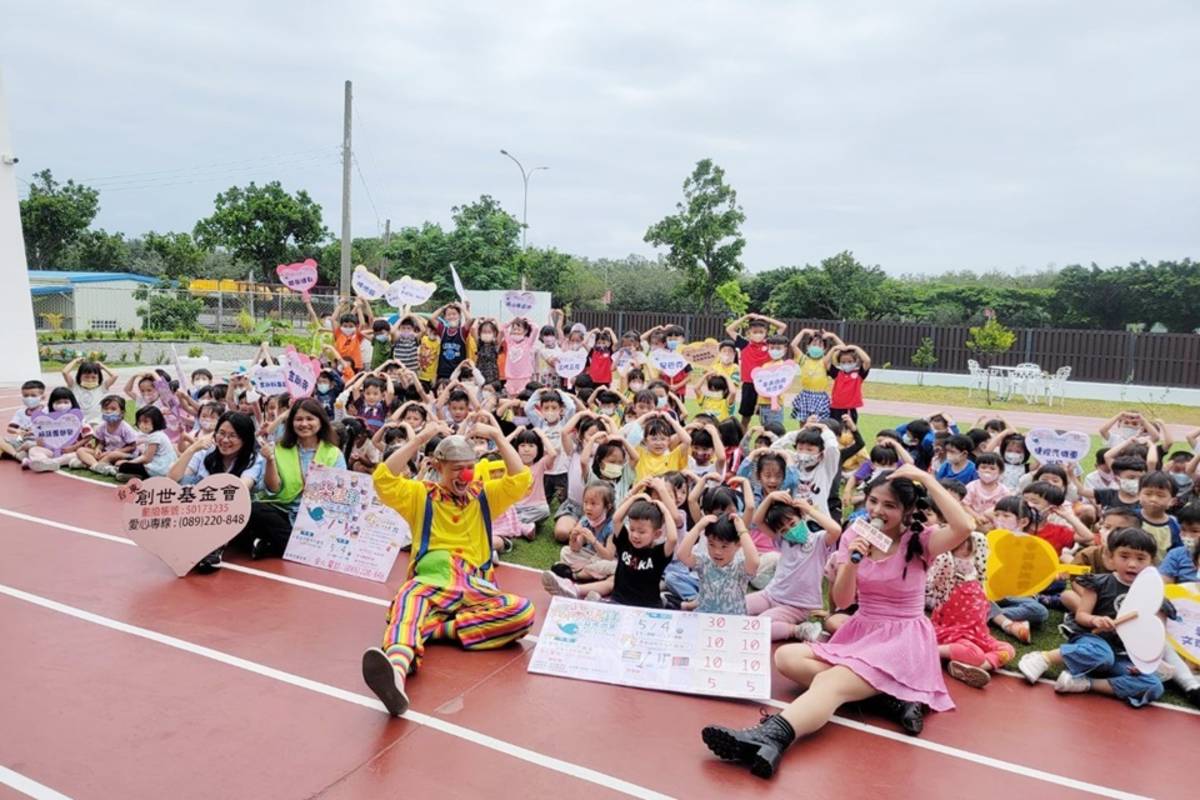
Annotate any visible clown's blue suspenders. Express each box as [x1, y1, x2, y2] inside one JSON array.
[[413, 491, 495, 577]]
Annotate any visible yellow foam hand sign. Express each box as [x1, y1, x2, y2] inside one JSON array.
[[681, 338, 721, 369], [1164, 582, 1200, 666], [984, 528, 1088, 602]]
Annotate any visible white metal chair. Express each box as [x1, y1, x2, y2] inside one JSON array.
[[1011, 363, 1043, 404], [966, 359, 987, 398], [1044, 366, 1071, 406]]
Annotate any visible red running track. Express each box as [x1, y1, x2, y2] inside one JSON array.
[[0, 463, 1190, 800]]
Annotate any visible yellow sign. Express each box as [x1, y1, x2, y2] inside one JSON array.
[[984, 528, 1088, 601], [1164, 582, 1200, 666]]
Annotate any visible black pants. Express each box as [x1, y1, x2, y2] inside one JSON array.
[[543, 472, 568, 505], [117, 463, 150, 478], [231, 502, 294, 557], [829, 407, 859, 422]]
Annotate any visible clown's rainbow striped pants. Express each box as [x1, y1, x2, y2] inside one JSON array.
[[382, 559, 535, 675]]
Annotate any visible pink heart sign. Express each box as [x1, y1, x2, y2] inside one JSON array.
[[1025, 428, 1091, 465], [283, 348, 319, 398], [276, 259, 319, 296], [650, 348, 689, 378], [752, 360, 799, 410], [31, 408, 84, 455], [118, 474, 252, 577], [555, 349, 588, 380], [503, 290, 536, 317]]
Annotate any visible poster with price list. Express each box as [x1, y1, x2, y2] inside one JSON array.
[[528, 597, 772, 700]]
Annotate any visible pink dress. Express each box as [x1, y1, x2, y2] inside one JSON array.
[[503, 327, 536, 395], [809, 526, 954, 712]]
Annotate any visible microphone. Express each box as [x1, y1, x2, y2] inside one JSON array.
[[851, 517, 885, 564]]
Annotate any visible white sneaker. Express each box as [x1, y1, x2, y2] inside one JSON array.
[[541, 570, 579, 599], [1154, 660, 1176, 681], [948, 660, 992, 689], [90, 462, 118, 476], [29, 459, 60, 473], [1054, 671, 1092, 693], [794, 621, 824, 642], [585, 591, 603, 602], [1018, 651, 1050, 684]]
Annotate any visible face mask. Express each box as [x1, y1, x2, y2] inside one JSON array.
[[1004, 452, 1024, 465], [666, 340, 681, 351], [719, 352, 734, 365], [783, 522, 809, 545], [807, 345, 825, 359], [1119, 478, 1140, 495], [53, 402, 72, 412], [102, 412, 122, 423], [193, 379, 210, 389], [979, 471, 998, 484], [340, 325, 357, 336], [600, 462, 624, 480], [655, 396, 668, 408], [199, 418, 217, 432], [23, 396, 42, 408], [1170, 473, 1192, 490], [796, 452, 818, 468], [480, 334, 495, 343], [316, 382, 331, 394], [543, 337, 556, 347], [600, 405, 615, 416], [375, 334, 390, 342], [1183, 536, 1198, 556], [953, 557, 978, 580], [902, 434, 916, 447], [706, 388, 723, 398], [1117, 426, 1137, 439], [768, 349, 785, 360], [837, 362, 859, 373], [80, 379, 100, 389], [510, 333, 526, 343], [629, 382, 644, 392]]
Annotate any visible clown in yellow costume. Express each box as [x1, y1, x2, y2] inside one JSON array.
[[361, 421, 533, 716]]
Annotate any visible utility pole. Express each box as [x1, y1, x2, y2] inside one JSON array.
[[379, 218, 390, 279], [340, 80, 353, 295], [499, 149, 548, 249]]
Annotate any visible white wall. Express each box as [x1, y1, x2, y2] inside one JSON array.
[[0, 69, 41, 385], [461, 289, 554, 327], [74, 282, 145, 330]]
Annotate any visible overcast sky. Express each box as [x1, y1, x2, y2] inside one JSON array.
[[4, 1, 1199, 275]]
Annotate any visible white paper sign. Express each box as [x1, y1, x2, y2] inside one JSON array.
[[250, 365, 288, 396], [845, 517, 893, 554], [450, 264, 467, 303], [386, 276, 437, 308], [1025, 428, 1091, 465], [650, 348, 688, 378], [555, 349, 588, 380], [528, 597, 771, 701], [751, 360, 799, 399], [284, 465, 412, 582], [503, 290, 536, 316], [351, 264, 389, 300]]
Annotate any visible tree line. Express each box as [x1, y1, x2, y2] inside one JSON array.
[[19, 163, 1200, 333]]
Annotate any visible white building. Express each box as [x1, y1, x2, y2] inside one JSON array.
[[28, 270, 158, 332]]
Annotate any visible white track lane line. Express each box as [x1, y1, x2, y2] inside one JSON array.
[[0, 766, 74, 800], [0, 509, 1180, 798], [0, 583, 674, 800], [28, 480, 1200, 719]]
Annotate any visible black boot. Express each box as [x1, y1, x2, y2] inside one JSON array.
[[702, 712, 796, 779], [193, 547, 224, 575], [866, 695, 925, 736]]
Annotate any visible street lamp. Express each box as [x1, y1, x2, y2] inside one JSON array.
[[499, 148, 548, 248]]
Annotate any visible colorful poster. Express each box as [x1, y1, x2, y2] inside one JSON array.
[[283, 465, 411, 582], [528, 597, 771, 701]]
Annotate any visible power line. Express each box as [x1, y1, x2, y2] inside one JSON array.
[[77, 146, 338, 184], [95, 153, 339, 193], [351, 152, 382, 234]]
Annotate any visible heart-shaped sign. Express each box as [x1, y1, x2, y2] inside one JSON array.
[[31, 408, 84, 455], [251, 364, 288, 396], [386, 276, 437, 308], [555, 349, 588, 380], [118, 474, 252, 577], [1165, 582, 1200, 666], [275, 259, 319, 296], [752, 360, 799, 407], [503, 290, 536, 317], [650, 348, 689, 378], [984, 528, 1088, 601], [1025, 428, 1091, 465], [681, 338, 721, 369], [1115, 567, 1166, 673], [351, 264, 389, 300], [284, 351, 318, 398]]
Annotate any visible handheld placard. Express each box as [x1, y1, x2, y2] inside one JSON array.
[[849, 517, 889, 564]]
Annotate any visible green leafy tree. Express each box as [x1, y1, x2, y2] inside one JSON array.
[[594, 255, 688, 313], [644, 159, 746, 313], [142, 231, 206, 281], [520, 248, 605, 311], [134, 285, 203, 331], [966, 318, 1017, 403], [715, 279, 749, 317], [193, 181, 329, 276], [911, 337, 937, 386], [19, 169, 100, 269], [319, 237, 387, 285], [61, 229, 129, 271], [742, 266, 801, 311], [767, 251, 889, 320]]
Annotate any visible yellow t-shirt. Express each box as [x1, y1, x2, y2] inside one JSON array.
[[372, 462, 532, 571], [710, 361, 740, 384], [696, 393, 732, 420], [799, 355, 829, 392], [417, 334, 441, 383], [634, 444, 686, 480]]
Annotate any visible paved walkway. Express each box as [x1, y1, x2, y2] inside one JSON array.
[[864, 399, 1196, 439]]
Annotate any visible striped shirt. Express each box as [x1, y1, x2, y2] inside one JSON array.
[[392, 335, 419, 371]]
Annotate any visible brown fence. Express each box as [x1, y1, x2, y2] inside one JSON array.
[[567, 311, 1200, 388]]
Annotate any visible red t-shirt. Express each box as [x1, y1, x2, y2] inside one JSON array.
[[1037, 522, 1075, 555], [829, 366, 870, 409], [586, 348, 614, 385], [736, 335, 770, 382]]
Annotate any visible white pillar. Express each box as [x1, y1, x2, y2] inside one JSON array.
[[0, 68, 40, 385]]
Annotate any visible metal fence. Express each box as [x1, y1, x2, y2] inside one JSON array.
[[568, 311, 1200, 389]]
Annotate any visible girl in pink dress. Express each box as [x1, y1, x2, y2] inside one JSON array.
[[501, 318, 535, 396], [701, 465, 973, 779]]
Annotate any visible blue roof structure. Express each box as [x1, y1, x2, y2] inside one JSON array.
[[31, 285, 74, 296], [27, 270, 158, 285]]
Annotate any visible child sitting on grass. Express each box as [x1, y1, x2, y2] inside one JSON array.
[[1017, 527, 1177, 706]]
